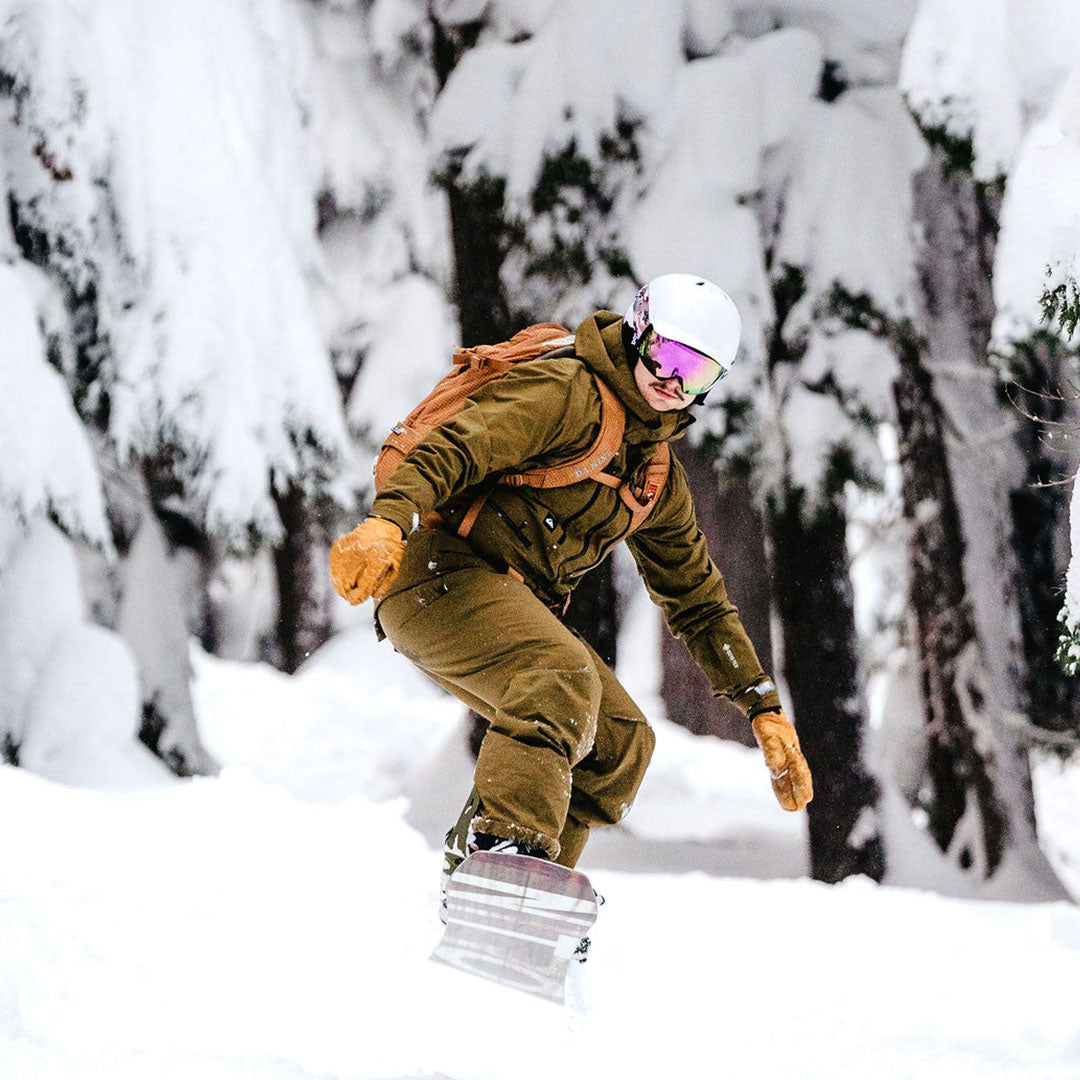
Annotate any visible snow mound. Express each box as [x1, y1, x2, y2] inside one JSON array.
[[1, 764, 1078, 1080]]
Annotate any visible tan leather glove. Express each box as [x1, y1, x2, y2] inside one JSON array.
[[752, 708, 813, 812], [329, 517, 406, 605]]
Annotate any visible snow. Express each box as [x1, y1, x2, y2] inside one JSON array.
[[431, 0, 687, 203], [17, 622, 165, 789], [1033, 751, 1080, 902], [191, 630, 461, 805], [993, 68, 1080, 346], [751, 0, 916, 45], [774, 88, 925, 324], [683, 0, 735, 56], [2, 622, 1079, 1079], [0, 520, 163, 786], [900, 0, 1022, 178], [622, 27, 824, 369], [3, 3, 1080, 1073], [304, 1, 448, 294], [346, 275, 459, 454], [900, 0, 1080, 180]]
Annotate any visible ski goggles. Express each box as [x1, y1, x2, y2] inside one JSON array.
[[637, 328, 728, 396]]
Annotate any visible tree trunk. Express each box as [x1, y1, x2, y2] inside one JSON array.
[[430, 10, 514, 349], [894, 147, 1067, 889], [762, 265, 884, 882], [892, 328, 1008, 868], [272, 482, 334, 675], [119, 502, 218, 777], [660, 446, 768, 744], [768, 491, 885, 883], [1008, 341, 1078, 734], [564, 558, 619, 666]]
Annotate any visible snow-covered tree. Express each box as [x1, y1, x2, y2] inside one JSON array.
[[304, 0, 454, 440], [0, 253, 112, 768], [753, 64, 924, 882], [0, 0, 459, 774], [905, 2, 1080, 715], [986, 57, 1080, 684], [423, 1, 911, 881], [0, 0, 354, 766], [892, 0, 1077, 895]]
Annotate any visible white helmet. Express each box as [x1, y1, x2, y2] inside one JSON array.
[[624, 273, 742, 370]]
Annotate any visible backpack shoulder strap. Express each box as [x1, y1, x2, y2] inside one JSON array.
[[501, 375, 626, 490], [620, 442, 671, 533]]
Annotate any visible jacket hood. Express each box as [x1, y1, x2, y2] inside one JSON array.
[[574, 311, 693, 443]]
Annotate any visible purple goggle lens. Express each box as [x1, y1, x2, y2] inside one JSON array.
[[638, 329, 728, 396]]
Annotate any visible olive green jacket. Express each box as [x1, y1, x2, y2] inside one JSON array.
[[371, 311, 781, 718]]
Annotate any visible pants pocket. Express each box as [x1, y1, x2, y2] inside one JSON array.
[[376, 575, 451, 643]]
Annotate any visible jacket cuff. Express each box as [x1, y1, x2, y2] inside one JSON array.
[[368, 499, 416, 538], [731, 679, 782, 718]]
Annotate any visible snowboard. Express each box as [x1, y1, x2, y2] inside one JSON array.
[[431, 851, 599, 1004]]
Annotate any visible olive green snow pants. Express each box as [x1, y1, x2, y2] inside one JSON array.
[[375, 526, 655, 866]]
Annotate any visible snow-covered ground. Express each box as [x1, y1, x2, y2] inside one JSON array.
[[2, 611, 1079, 1080]]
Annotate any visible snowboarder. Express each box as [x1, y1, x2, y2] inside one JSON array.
[[329, 273, 813, 888]]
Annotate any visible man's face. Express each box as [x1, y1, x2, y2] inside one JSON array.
[[632, 358, 695, 412]]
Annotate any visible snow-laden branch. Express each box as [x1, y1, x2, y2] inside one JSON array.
[[0, 0, 352, 544], [0, 261, 108, 560]]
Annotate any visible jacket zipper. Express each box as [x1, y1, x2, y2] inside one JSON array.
[[591, 502, 636, 567], [491, 501, 533, 548], [563, 496, 631, 577], [559, 480, 606, 533]]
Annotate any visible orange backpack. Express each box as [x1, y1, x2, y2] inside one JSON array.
[[374, 323, 670, 538]]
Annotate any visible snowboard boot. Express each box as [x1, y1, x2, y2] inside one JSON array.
[[469, 833, 597, 964], [440, 827, 598, 963], [439, 821, 550, 924], [468, 832, 550, 859]]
